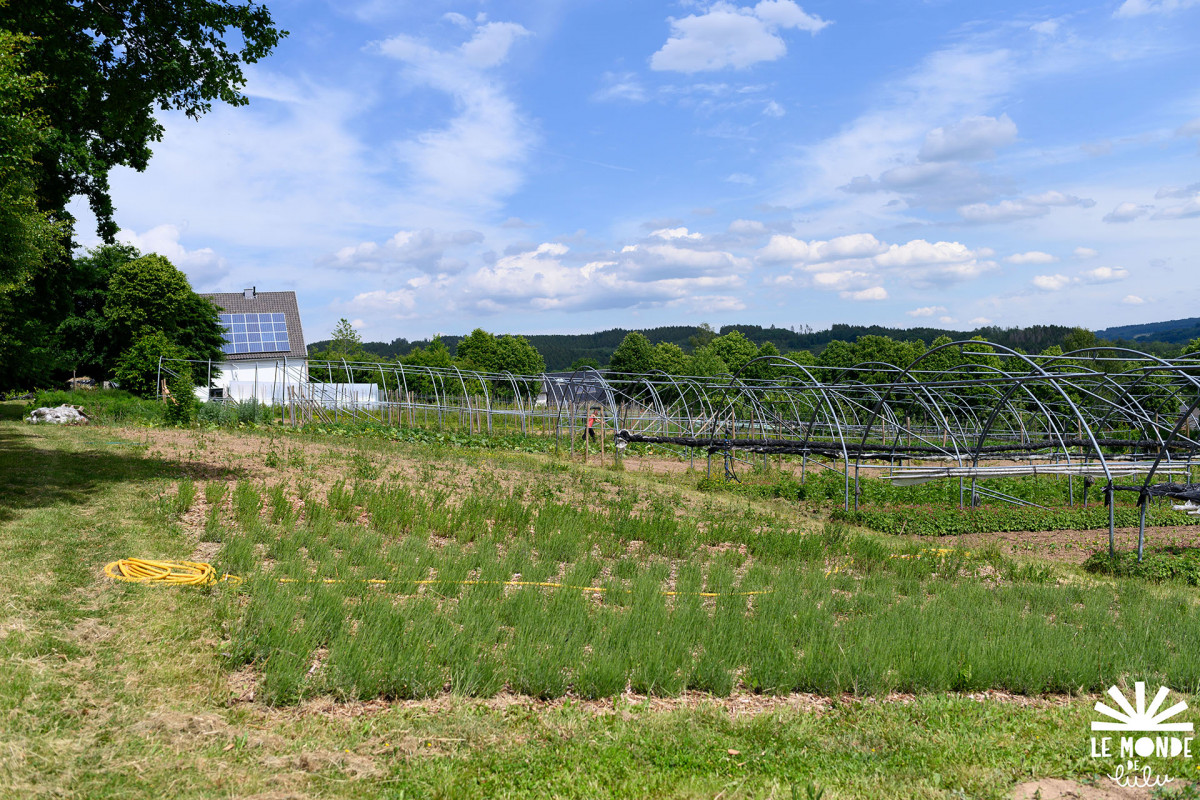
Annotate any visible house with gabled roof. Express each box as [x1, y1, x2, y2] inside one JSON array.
[[197, 288, 308, 403]]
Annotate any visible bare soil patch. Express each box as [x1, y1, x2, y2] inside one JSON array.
[[1010, 778, 1154, 799]]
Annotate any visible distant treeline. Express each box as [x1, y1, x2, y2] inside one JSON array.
[[308, 321, 1164, 371], [1096, 316, 1200, 345]]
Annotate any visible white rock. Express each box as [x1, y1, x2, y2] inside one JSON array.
[[27, 405, 89, 424]]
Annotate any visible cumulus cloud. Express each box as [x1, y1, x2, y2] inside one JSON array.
[[1155, 182, 1200, 199], [1152, 196, 1200, 220], [327, 228, 484, 273], [726, 172, 756, 185], [1073, 247, 1099, 259], [1032, 274, 1071, 291], [969, 317, 993, 326], [959, 191, 1093, 223], [1079, 266, 1129, 283], [907, 305, 947, 317], [651, 1, 830, 73], [758, 232, 887, 263], [1122, 295, 1145, 305], [117, 224, 229, 289], [1004, 251, 1056, 265], [918, 114, 1017, 162], [1102, 202, 1151, 223], [728, 219, 767, 234], [841, 286, 887, 301], [1032, 266, 1129, 290], [651, 227, 704, 241], [1114, 0, 1200, 17]]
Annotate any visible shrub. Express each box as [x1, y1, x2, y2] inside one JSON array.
[[113, 331, 186, 399]]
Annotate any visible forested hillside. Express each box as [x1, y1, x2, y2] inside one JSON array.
[[310, 322, 1081, 370]]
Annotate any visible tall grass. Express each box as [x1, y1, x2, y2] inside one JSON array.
[[217, 463, 1200, 705]]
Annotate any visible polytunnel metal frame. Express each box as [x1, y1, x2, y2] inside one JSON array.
[[163, 341, 1200, 559]]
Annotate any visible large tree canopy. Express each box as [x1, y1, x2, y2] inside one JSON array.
[[1, 0, 286, 239], [0, 30, 61, 292]]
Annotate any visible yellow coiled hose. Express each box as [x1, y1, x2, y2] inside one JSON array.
[[103, 558, 241, 586]]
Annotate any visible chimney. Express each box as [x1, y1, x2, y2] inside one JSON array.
[[243, 287, 255, 299]]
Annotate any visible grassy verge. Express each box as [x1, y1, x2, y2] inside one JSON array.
[[1, 406, 1196, 798]]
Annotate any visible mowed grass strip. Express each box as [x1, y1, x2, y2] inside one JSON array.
[[0, 408, 1192, 799]]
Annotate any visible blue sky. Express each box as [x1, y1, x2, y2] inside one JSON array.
[[72, 0, 1200, 345]]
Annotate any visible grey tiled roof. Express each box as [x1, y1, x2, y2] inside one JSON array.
[[200, 291, 307, 361]]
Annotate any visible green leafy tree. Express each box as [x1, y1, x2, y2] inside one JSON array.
[[651, 341, 688, 375], [104, 254, 225, 376], [569, 357, 601, 371], [686, 345, 728, 378], [2, 0, 286, 241], [609, 332, 655, 375], [113, 330, 186, 398], [53, 243, 140, 379], [708, 330, 759, 376], [0, 30, 62, 294]]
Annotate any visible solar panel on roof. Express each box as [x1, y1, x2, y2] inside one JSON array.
[[219, 313, 292, 356]]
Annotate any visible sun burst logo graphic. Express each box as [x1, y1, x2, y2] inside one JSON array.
[[1092, 683, 1194, 732]]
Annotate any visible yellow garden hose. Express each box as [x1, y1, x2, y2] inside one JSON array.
[[102, 558, 770, 596], [103, 558, 241, 586]]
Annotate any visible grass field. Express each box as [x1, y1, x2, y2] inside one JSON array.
[[3, 400, 1200, 799]]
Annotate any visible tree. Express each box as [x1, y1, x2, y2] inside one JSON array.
[[455, 328, 499, 372], [54, 243, 140, 379], [688, 322, 716, 351], [113, 329, 186, 398], [569, 357, 601, 371], [1, 1, 286, 241], [0, 30, 62, 293], [105, 254, 225, 373], [327, 318, 366, 361], [651, 342, 688, 375], [708, 330, 759, 376], [609, 332, 654, 375]]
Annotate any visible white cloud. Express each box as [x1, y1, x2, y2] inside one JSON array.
[[1079, 266, 1129, 283], [651, 1, 830, 73], [1102, 202, 1151, 223], [729, 219, 767, 234], [969, 317, 993, 326], [763, 100, 786, 117], [327, 228, 483, 273], [874, 239, 975, 268], [1152, 196, 1200, 220], [959, 192, 1094, 224], [117, 224, 229, 290], [1155, 182, 1200, 198], [758, 232, 887, 263], [380, 21, 535, 209], [1004, 251, 1057, 265], [1122, 295, 1145, 305], [907, 305, 947, 317], [1029, 266, 1128, 292], [1032, 274, 1071, 291], [1114, 0, 1200, 17], [1030, 19, 1060, 35], [918, 114, 1017, 162], [651, 227, 703, 241], [1178, 118, 1200, 137], [593, 72, 648, 103], [1073, 247, 1099, 259], [841, 286, 887, 301]]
